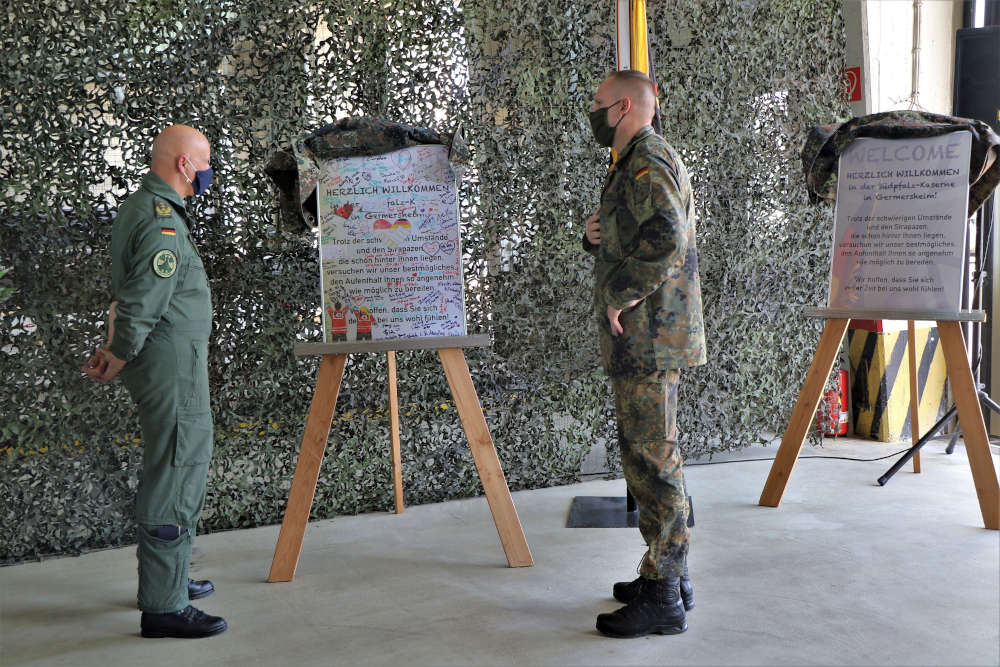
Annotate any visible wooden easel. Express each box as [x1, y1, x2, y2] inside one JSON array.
[[267, 335, 534, 582], [759, 308, 999, 530]]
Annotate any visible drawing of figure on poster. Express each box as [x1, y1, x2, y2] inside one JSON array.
[[354, 305, 376, 341], [326, 300, 349, 341], [321, 265, 349, 341]]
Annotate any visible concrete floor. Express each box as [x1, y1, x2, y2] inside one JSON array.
[[2, 438, 998, 667]]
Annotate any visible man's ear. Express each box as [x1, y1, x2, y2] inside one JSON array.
[[620, 96, 633, 114]]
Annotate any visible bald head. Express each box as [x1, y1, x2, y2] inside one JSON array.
[[150, 124, 211, 198], [151, 125, 209, 165]]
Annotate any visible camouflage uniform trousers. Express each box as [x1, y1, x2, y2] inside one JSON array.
[[611, 368, 689, 580]]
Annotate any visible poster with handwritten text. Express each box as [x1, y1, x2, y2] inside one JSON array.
[[317, 144, 465, 342]]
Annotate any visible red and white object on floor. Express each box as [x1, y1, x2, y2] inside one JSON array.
[[819, 369, 849, 436]]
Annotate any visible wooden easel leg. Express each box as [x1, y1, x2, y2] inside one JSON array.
[[387, 351, 404, 514], [268, 354, 348, 582], [760, 318, 851, 507], [937, 321, 999, 530], [907, 321, 921, 473], [438, 348, 534, 567]]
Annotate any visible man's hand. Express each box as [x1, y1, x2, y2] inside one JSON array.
[[607, 299, 641, 336], [585, 208, 601, 246], [81, 347, 126, 383]]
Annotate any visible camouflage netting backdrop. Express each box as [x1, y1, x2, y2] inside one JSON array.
[[1, 0, 848, 563]]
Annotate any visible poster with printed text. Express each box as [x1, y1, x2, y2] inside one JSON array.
[[317, 144, 465, 342], [828, 132, 971, 312]]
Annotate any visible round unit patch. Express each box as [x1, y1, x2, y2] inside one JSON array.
[[152, 249, 178, 278]]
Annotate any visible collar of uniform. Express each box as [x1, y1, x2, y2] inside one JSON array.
[[139, 172, 186, 211], [600, 126, 657, 199], [615, 125, 655, 166], [605, 125, 655, 187]]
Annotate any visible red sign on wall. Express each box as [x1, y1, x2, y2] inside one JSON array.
[[844, 66, 862, 103]]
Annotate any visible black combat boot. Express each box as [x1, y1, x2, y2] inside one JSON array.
[[613, 566, 694, 610], [597, 577, 687, 638], [188, 578, 215, 600], [140, 605, 228, 638]]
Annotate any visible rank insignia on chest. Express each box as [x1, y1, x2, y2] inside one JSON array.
[[155, 200, 172, 217], [152, 249, 178, 278], [160, 227, 176, 236]]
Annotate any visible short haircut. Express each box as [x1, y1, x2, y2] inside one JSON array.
[[606, 69, 656, 98]]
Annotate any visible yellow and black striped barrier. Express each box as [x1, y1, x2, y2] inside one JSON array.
[[848, 323, 948, 442]]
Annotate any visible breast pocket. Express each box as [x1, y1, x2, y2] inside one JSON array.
[[182, 255, 208, 290], [176, 254, 213, 322]]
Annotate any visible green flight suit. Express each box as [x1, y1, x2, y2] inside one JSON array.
[[108, 172, 214, 613], [584, 126, 705, 580]]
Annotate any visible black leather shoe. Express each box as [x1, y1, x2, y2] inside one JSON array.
[[140, 605, 227, 638], [597, 578, 687, 638], [188, 578, 215, 600]]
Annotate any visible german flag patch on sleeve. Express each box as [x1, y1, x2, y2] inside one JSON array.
[[634, 166, 649, 180], [160, 227, 176, 236]]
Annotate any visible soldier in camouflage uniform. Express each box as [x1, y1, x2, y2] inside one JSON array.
[[582, 70, 706, 638]]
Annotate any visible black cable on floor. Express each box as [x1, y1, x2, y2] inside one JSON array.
[[686, 448, 914, 465], [567, 446, 917, 480]]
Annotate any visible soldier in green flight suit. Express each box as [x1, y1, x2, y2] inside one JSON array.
[[82, 124, 227, 639], [581, 71, 706, 639]]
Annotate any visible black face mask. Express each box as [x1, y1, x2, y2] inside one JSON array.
[[588, 99, 624, 147]]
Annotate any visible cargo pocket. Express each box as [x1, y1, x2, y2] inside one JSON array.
[[173, 409, 214, 466]]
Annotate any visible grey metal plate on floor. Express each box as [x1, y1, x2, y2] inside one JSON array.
[[566, 496, 639, 528]]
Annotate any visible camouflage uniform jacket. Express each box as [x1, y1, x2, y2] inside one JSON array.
[[584, 126, 706, 378]]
